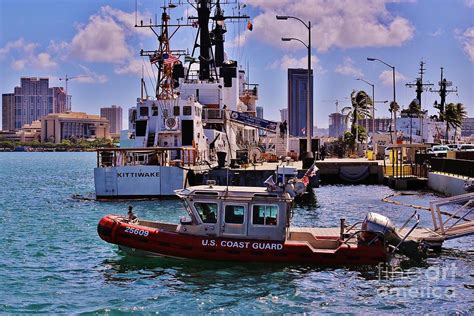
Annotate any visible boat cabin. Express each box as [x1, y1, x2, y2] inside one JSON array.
[[175, 184, 293, 241]]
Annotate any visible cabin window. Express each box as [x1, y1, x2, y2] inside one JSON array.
[[252, 205, 278, 226], [194, 202, 218, 224], [139, 107, 149, 117], [225, 205, 244, 224], [173, 106, 180, 116], [183, 106, 192, 116]]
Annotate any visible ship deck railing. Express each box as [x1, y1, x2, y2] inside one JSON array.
[[96, 147, 198, 168]]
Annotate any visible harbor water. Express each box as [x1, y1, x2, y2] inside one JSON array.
[[0, 152, 473, 313]]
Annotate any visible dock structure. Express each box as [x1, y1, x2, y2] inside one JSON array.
[[290, 193, 474, 250], [205, 158, 384, 186]]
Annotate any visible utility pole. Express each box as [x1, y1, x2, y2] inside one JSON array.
[[430, 67, 458, 122]]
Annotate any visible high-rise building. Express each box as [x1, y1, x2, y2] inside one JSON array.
[[280, 108, 288, 123], [328, 113, 347, 138], [100, 105, 123, 134], [288, 68, 313, 137], [462, 118, 474, 137], [1, 77, 71, 131]]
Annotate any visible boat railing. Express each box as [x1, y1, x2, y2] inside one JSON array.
[[96, 147, 198, 168], [392, 212, 420, 253]]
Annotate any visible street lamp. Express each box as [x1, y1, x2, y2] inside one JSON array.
[[277, 15, 313, 165], [367, 57, 397, 144]]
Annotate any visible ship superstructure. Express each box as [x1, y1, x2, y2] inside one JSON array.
[[95, 0, 276, 199]]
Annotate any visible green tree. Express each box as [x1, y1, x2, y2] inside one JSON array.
[[388, 101, 400, 143], [444, 102, 467, 142], [341, 90, 372, 151]]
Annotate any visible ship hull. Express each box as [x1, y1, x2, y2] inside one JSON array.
[[98, 215, 388, 265], [94, 165, 186, 199]]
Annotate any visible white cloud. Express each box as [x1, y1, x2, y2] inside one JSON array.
[[69, 6, 151, 63], [465, 0, 474, 7], [0, 38, 57, 70], [459, 27, 474, 62], [379, 69, 407, 86], [70, 14, 132, 63], [75, 64, 108, 84], [269, 54, 323, 73], [115, 58, 145, 76], [335, 57, 363, 77], [0, 38, 37, 56], [238, 0, 415, 51]]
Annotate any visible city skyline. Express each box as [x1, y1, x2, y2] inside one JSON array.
[[1, 0, 473, 129]]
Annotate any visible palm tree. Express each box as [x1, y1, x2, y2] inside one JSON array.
[[400, 99, 422, 143], [341, 90, 372, 151], [444, 102, 467, 142], [388, 101, 400, 143]]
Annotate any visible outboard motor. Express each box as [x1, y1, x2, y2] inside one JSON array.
[[361, 212, 426, 261], [361, 212, 398, 244]]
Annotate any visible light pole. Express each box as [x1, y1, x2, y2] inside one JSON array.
[[367, 57, 397, 144], [277, 15, 313, 165]]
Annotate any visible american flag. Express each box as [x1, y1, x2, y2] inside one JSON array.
[[163, 53, 179, 65], [301, 163, 318, 186]]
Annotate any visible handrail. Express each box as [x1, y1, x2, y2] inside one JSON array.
[[399, 210, 418, 230], [344, 221, 363, 232], [444, 200, 473, 231], [392, 213, 420, 253]]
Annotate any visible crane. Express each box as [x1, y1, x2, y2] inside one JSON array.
[[322, 99, 350, 138], [58, 74, 89, 97]]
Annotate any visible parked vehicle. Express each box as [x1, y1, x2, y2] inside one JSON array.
[[427, 145, 449, 156], [458, 144, 474, 151], [447, 144, 460, 151]]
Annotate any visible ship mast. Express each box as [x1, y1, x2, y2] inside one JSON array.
[[136, 5, 188, 101], [186, 0, 249, 82]]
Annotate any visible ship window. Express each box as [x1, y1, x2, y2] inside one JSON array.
[[139, 107, 149, 117], [195, 202, 218, 224], [252, 205, 278, 226], [173, 106, 180, 116], [225, 205, 244, 224], [183, 106, 192, 115]]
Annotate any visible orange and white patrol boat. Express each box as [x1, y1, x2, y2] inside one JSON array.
[[97, 165, 426, 265]]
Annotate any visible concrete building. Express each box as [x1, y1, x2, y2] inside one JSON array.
[[100, 105, 122, 135], [288, 68, 313, 137], [461, 118, 474, 137], [359, 118, 392, 133], [2, 77, 71, 131], [40, 112, 110, 143], [328, 112, 347, 138]]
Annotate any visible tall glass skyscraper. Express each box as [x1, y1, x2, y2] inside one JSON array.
[[2, 77, 71, 131], [287, 68, 313, 137]]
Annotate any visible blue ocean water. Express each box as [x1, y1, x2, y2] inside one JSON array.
[[0, 152, 472, 313]]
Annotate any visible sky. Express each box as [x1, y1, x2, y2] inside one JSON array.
[[0, 0, 473, 129]]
